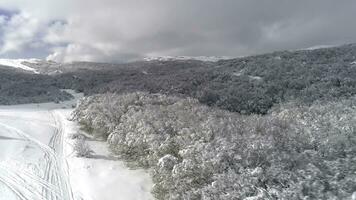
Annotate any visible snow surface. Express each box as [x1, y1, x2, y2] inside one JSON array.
[[0, 91, 153, 200], [303, 44, 338, 50], [0, 102, 75, 200], [61, 111, 153, 200], [232, 71, 262, 81], [0, 58, 40, 73], [143, 55, 230, 62]]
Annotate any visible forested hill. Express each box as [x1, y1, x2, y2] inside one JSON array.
[[0, 66, 72, 105], [1, 44, 356, 113], [54, 43, 356, 114], [70, 44, 356, 200], [1, 44, 356, 199]]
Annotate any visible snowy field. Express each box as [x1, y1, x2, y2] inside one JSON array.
[[0, 92, 153, 200]]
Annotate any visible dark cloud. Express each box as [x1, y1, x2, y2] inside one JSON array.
[[0, 7, 17, 18], [0, 1, 356, 61]]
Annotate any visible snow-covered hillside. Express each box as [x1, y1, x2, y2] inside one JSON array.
[[303, 44, 338, 50], [143, 55, 230, 62], [0, 59, 40, 73]]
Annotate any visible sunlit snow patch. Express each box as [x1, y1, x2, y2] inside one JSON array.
[[0, 59, 39, 73], [303, 44, 338, 50], [144, 56, 231, 62]]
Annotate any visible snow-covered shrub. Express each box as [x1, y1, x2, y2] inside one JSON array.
[[73, 92, 356, 200], [73, 139, 93, 158]]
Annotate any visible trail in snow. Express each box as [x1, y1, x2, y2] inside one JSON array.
[[48, 110, 74, 200], [0, 110, 73, 200], [0, 91, 153, 200]]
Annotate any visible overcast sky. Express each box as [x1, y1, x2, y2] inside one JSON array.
[[0, 0, 356, 62]]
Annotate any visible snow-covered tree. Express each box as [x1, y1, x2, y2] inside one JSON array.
[[73, 92, 356, 200]]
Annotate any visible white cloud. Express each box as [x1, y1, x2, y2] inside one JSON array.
[[0, 16, 6, 25], [1, 0, 356, 62], [0, 12, 42, 54], [43, 21, 68, 45], [47, 44, 99, 63]]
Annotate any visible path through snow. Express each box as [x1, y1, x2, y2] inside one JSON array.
[[0, 108, 74, 200], [0, 94, 153, 200]]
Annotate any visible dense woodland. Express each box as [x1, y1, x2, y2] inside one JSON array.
[[56, 44, 356, 114], [1, 44, 356, 199], [2, 44, 356, 114], [0, 66, 71, 104], [73, 92, 356, 200]]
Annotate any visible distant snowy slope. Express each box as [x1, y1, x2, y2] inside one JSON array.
[[303, 44, 338, 50], [0, 59, 40, 73], [143, 56, 230, 62]]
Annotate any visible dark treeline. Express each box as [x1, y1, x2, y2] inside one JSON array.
[[1, 44, 356, 114], [0, 66, 71, 104], [54, 43, 356, 114]]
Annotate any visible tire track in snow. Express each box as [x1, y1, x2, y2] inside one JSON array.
[[0, 163, 60, 195], [0, 111, 74, 200], [50, 110, 74, 200], [0, 122, 61, 199], [0, 175, 28, 200], [0, 162, 55, 200]]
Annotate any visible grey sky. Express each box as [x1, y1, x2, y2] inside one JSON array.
[[0, 0, 356, 62]]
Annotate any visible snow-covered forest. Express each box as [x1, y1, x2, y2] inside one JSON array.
[[1, 44, 356, 199], [2, 44, 356, 113], [67, 45, 356, 199], [2, 0, 356, 199], [72, 92, 356, 200]]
